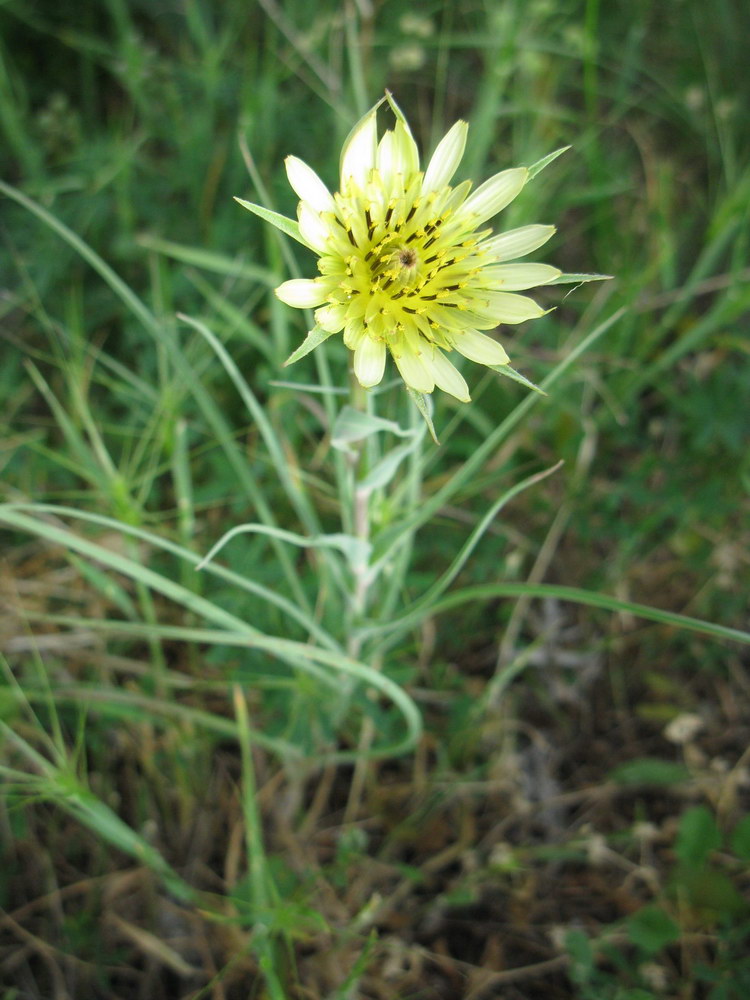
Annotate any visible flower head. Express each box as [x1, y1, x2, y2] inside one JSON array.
[[274, 95, 561, 401]]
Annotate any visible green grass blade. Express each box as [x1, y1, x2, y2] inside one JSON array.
[[1, 503, 339, 650], [375, 307, 626, 564], [135, 233, 279, 286], [362, 582, 750, 648], [0, 506, 422, 759]]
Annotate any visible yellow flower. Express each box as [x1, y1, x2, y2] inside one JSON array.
[[274, 96, 561, 401]]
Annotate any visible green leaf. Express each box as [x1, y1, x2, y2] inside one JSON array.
[[675, 805, 721, 867], [406, 388, 439, 445], [0, 504, 422, 761], [547, 272, 614, 285], [331, 406, 413, 450], [565, 929, 594, 985], [135, 233, 279, 285], [284, 325, 338, 366], [627, 905, 681, 955], [608, 758, 691, 786], [670, 866, 748, 919], [730, 814, 750, 861], [331, 930, 378, 997], [361, 442, 417, 491], [490, 363, 546, 395], [50, 776, 196, 904], [66, 552, 138, 619], [526, 145, 570, 180], [233, 197, 311, 249], [196, 523, 371, 573]]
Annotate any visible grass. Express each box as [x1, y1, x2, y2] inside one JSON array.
[[1, 0, 749, 997]]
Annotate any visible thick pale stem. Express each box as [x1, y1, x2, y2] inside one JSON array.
[[345, 370, 378, 821], [346, 369, 373, 649], [350, 484, 372, 636]]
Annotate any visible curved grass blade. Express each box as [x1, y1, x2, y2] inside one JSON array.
[[0, 179, 312, 611], [0, 506, 422, 759], [3, 503, 339, 651], [367, 461, 564, 646], [364, 581, 750, 649], [375, 307, 626, 564], [196, 522, 370, 573]]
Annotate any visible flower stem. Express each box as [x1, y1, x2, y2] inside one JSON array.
[[344, 371, 377, 821], [346, 369, 373, 645]]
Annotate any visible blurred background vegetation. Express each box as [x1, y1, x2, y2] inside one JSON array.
[[1, 0, 749, 997]]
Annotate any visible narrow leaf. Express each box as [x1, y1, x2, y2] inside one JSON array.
[[491, 364, 546, 395], [284, 325, 337, 366], [109, 914, 198, 976], [406, 388, 439, 445], [233, 197, 311, 249], [197, 523, 371, 573], [331, 406, 413, 450], [136, 233, 279, 285], [526, 146, 570, 180], [547, 272, 613, 285], [361, 442, 419, 491]]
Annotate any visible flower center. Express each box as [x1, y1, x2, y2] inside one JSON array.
[[392, 245, 420, 286], [399, 247, 417, 268]]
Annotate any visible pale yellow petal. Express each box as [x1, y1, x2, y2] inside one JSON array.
[[392, 119, 420, 176], [343, 320, 366, 350], [461, 167, 528, 225], [423, 120, 468, 194], [482, 224, 556, 261], [275, 279, 328, 308], [454, 329, 509, 366], [297, 203, 331, 253], [480, 263, 561, 290], [340, 108, 378, 190], [422, 348, 470, 401], [285, 156, 335, 214], [353, 336, 386, 388], [315, 302, 348, 332], [392, 338, 434, 393], [376, 130, 396, 180], [482, 291, 546, 323]]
